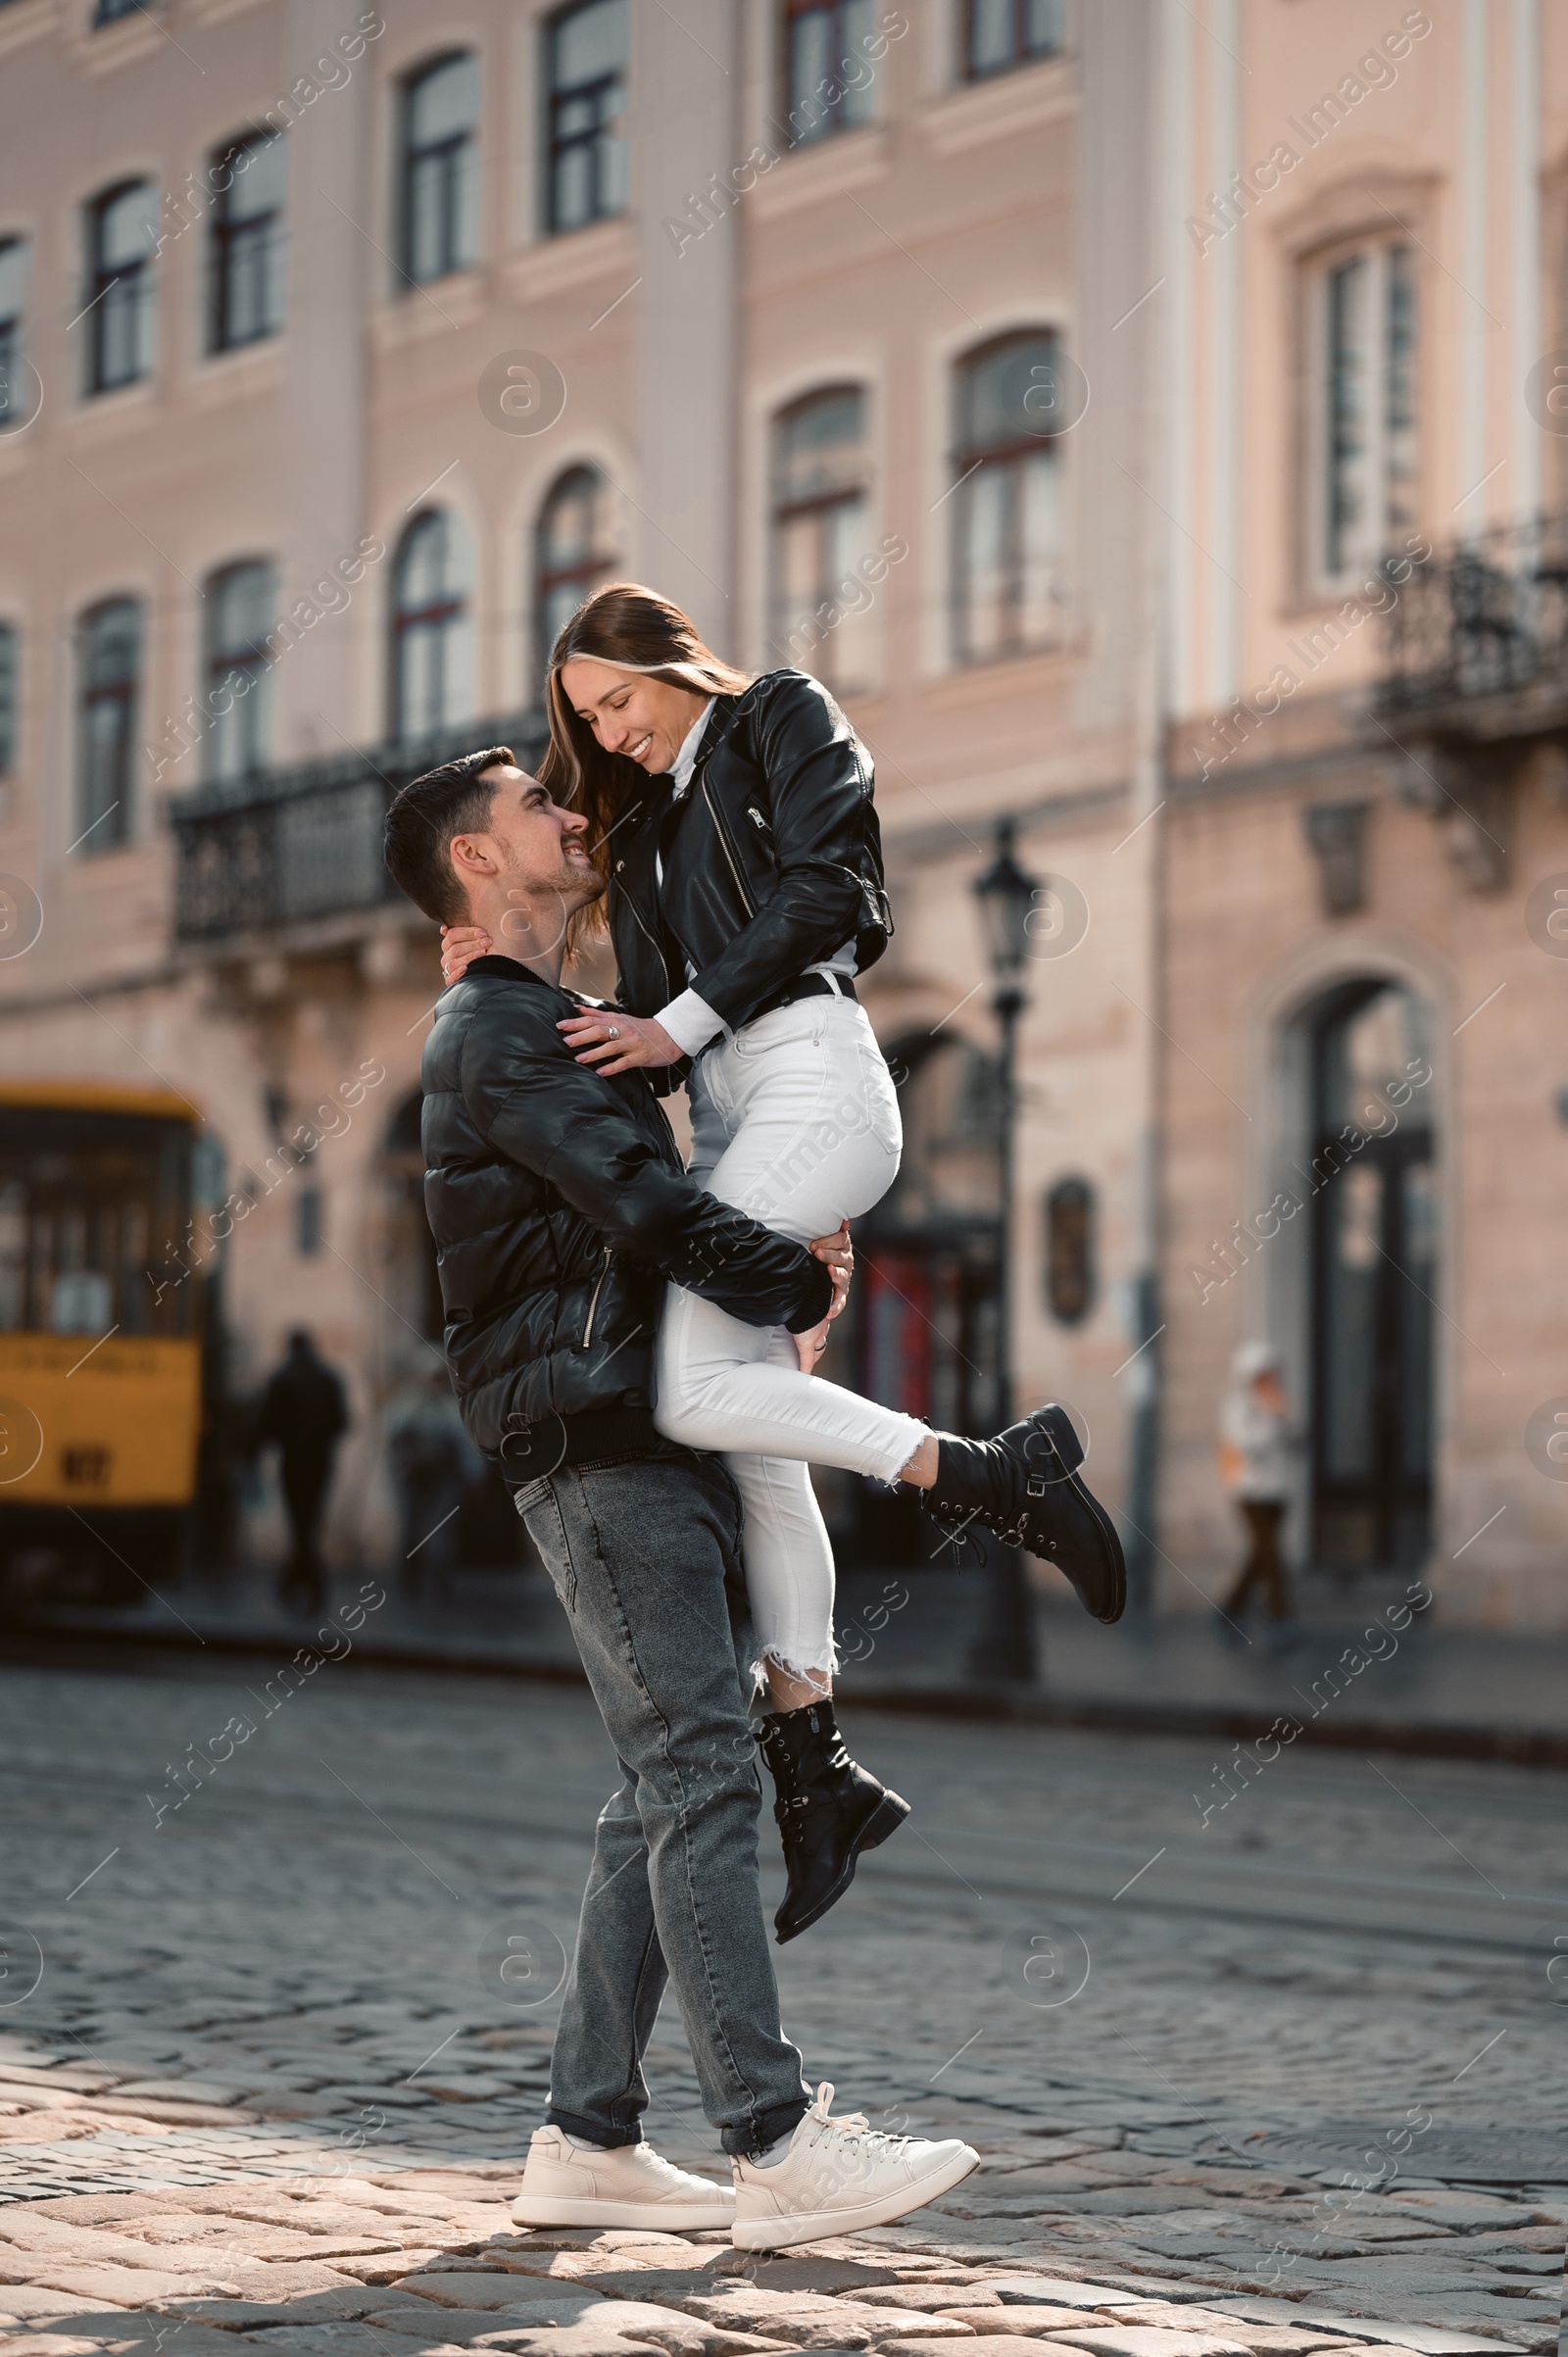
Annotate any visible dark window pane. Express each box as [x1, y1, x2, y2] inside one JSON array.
[[211, 133, 286, 351], [77, 600, 141, 849], [206, 563, 274, 783], [87, 181, 157, 393], [547, 1, 627, 234], [534, 466, 616, 682], [0, 239, 27, 431], [393, 511, 474, 742], [0, 624, 16, 774], [403, 54, 479, 283]]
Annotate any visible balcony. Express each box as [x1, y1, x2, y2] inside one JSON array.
[[169, 712, 548, 950], [1377, 515, 1568, 732]]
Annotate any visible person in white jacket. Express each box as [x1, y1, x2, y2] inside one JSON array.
[[1217, 1342, 1298, 1634]]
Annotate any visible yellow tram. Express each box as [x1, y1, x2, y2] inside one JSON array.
[[0, 1081, 207, 1591]]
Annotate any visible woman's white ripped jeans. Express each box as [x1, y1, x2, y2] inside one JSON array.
[[653, 996, 927, 1694]]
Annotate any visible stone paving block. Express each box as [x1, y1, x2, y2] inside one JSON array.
[[396, 2278, 608, 2315], [1203, 2305, 1523, 2354], [984, 2287, 1149, 2313], [323, 2251, 450, 2284], [1042, 2332, 1255, 2357], [590, 2300, 806, 2356], [676, 2293, 974, 2349], [855, 2292, 1004, 2313], [934, 2312, 1103, 2335]]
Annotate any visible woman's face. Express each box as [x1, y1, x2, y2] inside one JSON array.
[[560, 657, 710, 777]]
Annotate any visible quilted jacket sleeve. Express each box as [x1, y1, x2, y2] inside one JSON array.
[[460, 994, 833, 1335]]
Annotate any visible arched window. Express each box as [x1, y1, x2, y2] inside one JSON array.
[[85, 181, 157, 394], [401, 53, 479, 284], [210, 131, 286, 352], [1043, 1175, 1095, 1325], [771, 386, 871, 687], [206, 562, 275, 783], [546, 1, 628, 233], [534, 466, 617, 678], [0, 239, 30, 431], [952, 329, 1066, 663], [77, 599, 141, 850], [392, 511, 474, 745]]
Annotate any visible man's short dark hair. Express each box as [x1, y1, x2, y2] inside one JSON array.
[[383, 746, 514, 925]]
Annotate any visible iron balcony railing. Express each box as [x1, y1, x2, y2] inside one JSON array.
[[1378, 514, 1568, 719], [169, 712, 549, 944]]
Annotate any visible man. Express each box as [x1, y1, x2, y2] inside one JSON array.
[[256, 1329, 349, 1614], [382, 747, 1109, 2247]]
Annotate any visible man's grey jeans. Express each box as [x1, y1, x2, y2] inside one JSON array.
[[514, 1447, 811, 2158]]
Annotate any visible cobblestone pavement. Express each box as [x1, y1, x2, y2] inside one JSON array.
[[0, 1655, 1562, 2357]]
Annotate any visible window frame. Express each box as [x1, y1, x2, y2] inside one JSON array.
[[76, 598, 141, 854], [768, 384, 871, 684], [391, 509, 472, 746], [0, 622, 17, 778], [399, 51, 480, 288], [0, 238, 28, 435], [533, 465, 618, 684], [205, 561, 275, 785], [779, 0, 879, 149], [544, 0, 628, 237], [85, 179, 157, 398], [950, 327, 1067, 668], [1302, 232, 1420, 597], [209, 132, 286, 355], [961, 0, 1066, 83]]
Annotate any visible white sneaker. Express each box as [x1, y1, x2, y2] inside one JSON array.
[[731, 2082, 977, 2250], [512, 2125, 736, 2230]]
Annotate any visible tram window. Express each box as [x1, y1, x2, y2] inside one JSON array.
[[0, 1112, 195, 1338]]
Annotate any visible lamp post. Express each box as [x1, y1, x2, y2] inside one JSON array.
[[968, 816, 1040, 1683]]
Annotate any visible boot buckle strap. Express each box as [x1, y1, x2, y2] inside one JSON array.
[[1026, 1474, 1048, 1497]]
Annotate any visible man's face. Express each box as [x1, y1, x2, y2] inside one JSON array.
[[453, 766, 603, 913]]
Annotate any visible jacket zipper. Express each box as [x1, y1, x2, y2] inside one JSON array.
[[580, 1247, 612, 1350], [616, 868, 679, 1002], [703, 775, 758, 917]]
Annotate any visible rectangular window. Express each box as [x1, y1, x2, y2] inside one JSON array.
[[211, 133, 286, 352], [86, 182, 157, 396], [0, 624, 16, 776], [0, 240, 29, 433], [783, 0, 877, 147], [77, 601, 140, 852], [953, 332, 1067, 663], [547, 1, 627, 233], [965, 0, 1065, 79], [1315, 241, 1417, 584], [402, 53, 480, 283], [771, 388, 873, 688], [296, 1189, 323, 1256]]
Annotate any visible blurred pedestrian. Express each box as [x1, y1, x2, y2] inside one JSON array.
[[1217, 1342, 1300, 1647], [386, 1364, 472, 1596], [257, 1330, 349, 1615]]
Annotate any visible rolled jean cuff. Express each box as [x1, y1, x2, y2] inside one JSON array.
[[724, 2093, 811, 2158], [869, 1414, 930, 1486], [545, 2104, 643, 2149]]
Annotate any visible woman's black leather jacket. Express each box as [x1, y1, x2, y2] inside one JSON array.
[[606, 669, 891, 1086]]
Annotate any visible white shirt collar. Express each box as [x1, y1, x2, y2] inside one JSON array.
[[669, 698, 716, 797]]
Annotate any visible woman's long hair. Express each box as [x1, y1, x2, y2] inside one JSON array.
[[539, 583, 752, 867]]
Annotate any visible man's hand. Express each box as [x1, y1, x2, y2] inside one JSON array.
[[440, 923, 491, 985], [558, 1009, 683, 1075], [796, 1221, 853, 1372]]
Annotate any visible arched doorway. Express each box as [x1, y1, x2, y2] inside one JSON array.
[[816, 1033, 1004, 1568], [1305, 979, 1436, 1570]]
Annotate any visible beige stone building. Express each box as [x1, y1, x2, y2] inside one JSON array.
[[0, 0, 1161, 1582], [1156, 0, 1568, 1627], [2, 0, 1551, 1628]]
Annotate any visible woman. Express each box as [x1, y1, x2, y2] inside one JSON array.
[[442, 583, 1124, 1938]]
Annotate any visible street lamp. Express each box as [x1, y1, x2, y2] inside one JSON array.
[[968, 817, 1040, 1683]]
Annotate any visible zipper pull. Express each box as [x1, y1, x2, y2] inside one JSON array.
[[747, 806, 767, 828]]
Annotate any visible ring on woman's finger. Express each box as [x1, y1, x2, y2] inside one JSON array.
[[606, 1025, 620, 1040]]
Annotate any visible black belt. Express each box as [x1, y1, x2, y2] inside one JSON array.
[[746, 972, 858, 1026], [501, 1407, 666, 1483]]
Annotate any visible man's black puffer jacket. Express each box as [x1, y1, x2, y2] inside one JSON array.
[[420, 956, 834, 1456], [606, 670, 891, 1089]]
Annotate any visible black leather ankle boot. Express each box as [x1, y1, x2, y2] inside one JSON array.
[[756, 1701, 909, 1944], [925, 1402, 1127, 1624]]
